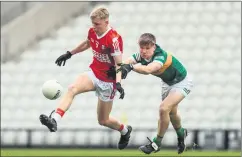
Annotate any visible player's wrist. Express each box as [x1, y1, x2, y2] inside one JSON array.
[[130, 64, 134, 70], [116, 82, 122, 88], [67, 51, 73, 56]]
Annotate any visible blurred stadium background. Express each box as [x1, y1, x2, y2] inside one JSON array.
[[1, 1, 241, 156]]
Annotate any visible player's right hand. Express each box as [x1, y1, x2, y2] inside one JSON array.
[[117, 63, 133, 79], [116, 82, 125, 99], [55, 51, 72, 66]]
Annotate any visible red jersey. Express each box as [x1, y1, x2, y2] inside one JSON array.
[[87, 27, 123, 83]]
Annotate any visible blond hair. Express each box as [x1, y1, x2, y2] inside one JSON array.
[[90, 6, 109, 20]]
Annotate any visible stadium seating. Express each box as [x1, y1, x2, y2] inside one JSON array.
[[1, 2, 241, 146]]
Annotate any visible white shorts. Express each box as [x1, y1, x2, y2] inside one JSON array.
[[161, 74, 193, 100], [87, 71, 116, 102]]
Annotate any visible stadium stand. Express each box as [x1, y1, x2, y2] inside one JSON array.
[[1, 2, 241, 149]]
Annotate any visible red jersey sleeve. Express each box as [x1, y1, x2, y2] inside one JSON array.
[[109, 33, 123, 56]]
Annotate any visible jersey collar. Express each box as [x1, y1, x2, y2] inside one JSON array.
[[96, 26, 112, 39]]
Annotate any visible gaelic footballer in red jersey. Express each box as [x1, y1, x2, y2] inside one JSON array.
[[39, 6, 132, 150], [88, 27, 123, 83]]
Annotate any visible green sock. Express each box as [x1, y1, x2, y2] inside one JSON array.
[[176, 127, 185, 138], [153, 135, 162, 146]]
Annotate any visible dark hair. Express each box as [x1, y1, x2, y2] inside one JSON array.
[[139, 33, 156, 46]]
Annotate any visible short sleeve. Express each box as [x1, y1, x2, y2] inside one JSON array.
[[132, 53, 141, 63], [110, 35, 123, 56], [153, 55, 165, 66]]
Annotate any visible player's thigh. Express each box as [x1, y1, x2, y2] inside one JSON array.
[[161, 91, 185, 113], [163, 74, 193, 111], [69, 72, 95, 95], [161, 81, 171, 101], [97, 98, 113, 121]]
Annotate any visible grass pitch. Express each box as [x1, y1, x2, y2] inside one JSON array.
[[1, 148, 240, 156]]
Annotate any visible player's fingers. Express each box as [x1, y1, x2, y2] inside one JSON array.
[[120, 92, 124, 99], [58, 61, 62, 66], [55, 56, 62, 63], [121, 71, 125, 79], [117, 63, 123, 66], [55, 58, 60, 64], [119, 89, 124, 99], [116, 68, 122, 73], [122, 73, 127, 79]]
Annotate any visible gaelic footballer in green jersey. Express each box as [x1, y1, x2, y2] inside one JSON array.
[[131, 44, 187, 86], [118, 33, 193, 154]]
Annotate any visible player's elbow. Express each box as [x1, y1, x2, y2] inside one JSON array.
[[145, 68, 154, 74]]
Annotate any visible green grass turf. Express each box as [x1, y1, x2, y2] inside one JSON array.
[[1, 149, 240, 156]]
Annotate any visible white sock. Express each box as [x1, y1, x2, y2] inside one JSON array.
[[51, 112, 62, 123], [120, 125, 128, 135]]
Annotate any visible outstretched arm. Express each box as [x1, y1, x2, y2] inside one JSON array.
[[117, 55, 139, 79], [133, 62, 162, 75], [55, 39, 91, 66], [123, 57, 137, 64], [70, 39, 90, 55]]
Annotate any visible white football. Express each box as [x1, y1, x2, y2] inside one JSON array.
[[42, 80, 63, 100]]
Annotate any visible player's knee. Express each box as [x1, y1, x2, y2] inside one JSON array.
[[159, 107, 169, 115], [159, 103, 170, 115], [98, 119, 108, 126], [67, 84, 78, 96]]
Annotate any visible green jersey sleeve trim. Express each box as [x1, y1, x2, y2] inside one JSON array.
[[132, 53, 141, 63], [153, 60, 164, 66], [154, 55, 166, 64]]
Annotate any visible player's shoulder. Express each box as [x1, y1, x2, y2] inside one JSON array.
[[153, 44, 167, 61], [88, 27, 95, 34], [107, 27, 122, 40], [154, 44, 165, 56], [109, 27, 120, 36]]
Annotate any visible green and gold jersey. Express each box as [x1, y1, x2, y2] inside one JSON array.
[[132, 44, 187, 85]]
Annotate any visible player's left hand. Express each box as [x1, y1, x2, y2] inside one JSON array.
[[117, 63, 133, 79], [116, 82, 125, 99]]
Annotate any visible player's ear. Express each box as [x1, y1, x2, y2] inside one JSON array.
[[105, 19, 109, 25], [152, 44, 156, 51]]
